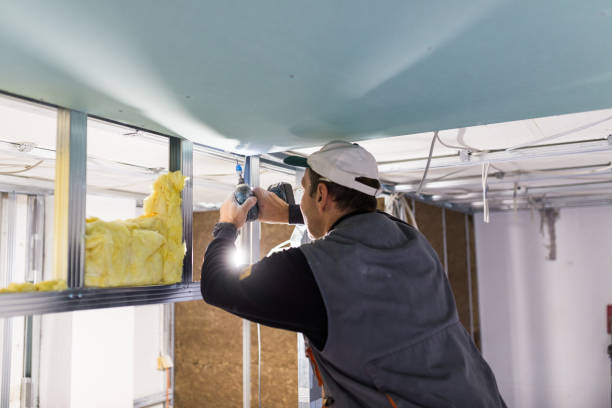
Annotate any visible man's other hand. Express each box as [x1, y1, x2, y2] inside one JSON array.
[[219, 194, 257, 229], [253, 187, 289, 223]]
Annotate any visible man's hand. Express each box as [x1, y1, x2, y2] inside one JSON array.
[[219, 193, 257, 229], [253, 187, 289, 223]]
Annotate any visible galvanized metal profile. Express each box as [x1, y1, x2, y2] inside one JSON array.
[[436, 179, 612, 203], [0, 283, 202, 318], [133, 391, 173, 408], [242, 155, 261, 408], [1, 192, 16, 408], [25, 195, 45, 283], [442, 208, 448, 276], [464, 214, 475, 339], [393, 164, 612, 192], [163, 303, 175, 408], [192, 141, 244, 163], [21, 195, 44, 408], [399, 190, 473, 214], [471, 193, 612, 212], [170, 138, 194, 284], [378, 138, 612, 174], [55, 109, 87, 288]]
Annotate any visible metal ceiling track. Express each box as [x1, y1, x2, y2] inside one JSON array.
[[379, 136, 612, 174]]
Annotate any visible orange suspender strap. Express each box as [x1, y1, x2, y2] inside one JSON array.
[[305, 346, 324, 387], [385, 393, 399, 408]]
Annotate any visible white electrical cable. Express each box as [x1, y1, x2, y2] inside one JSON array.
[[482, 162, 490, 223], [386, 194, 420, 230], [435, 130, 468, 151], [416, 131, 438, 195], [0, 160, 43, 175]]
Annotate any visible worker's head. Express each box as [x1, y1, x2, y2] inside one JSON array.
[[285, 141, 381, 239]]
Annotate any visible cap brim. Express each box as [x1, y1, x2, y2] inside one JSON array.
[[283, 155, 309, 167]]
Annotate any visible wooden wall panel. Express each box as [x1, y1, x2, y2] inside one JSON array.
[[414, 201, 444, 261], [410, 202, 482, 349], [175, 211, 297, 408], [445, 210, 470, 332]]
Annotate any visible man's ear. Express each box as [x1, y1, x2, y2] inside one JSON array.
[[317, 183, 329, 210]]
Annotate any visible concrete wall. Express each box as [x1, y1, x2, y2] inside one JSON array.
[[475, 206, 612, 408]]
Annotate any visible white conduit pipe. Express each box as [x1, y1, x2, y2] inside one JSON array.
[[482, 162, 490, 223]]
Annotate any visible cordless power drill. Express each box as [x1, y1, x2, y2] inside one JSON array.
[[233, 163, 295, 222]]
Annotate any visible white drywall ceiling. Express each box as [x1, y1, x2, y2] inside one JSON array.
[[1, 1, 612, 153]]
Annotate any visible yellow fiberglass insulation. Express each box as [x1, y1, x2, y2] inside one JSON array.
[[85, 171, 186, 287], [0, 280, 67, 294]]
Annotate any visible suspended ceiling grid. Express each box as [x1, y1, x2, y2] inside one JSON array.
[[1, 1, 612, 153]]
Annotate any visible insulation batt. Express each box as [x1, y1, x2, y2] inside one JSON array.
[[85, 171, 186, 287], [0, 280, 67, 293], [0, 171, 185, 293]]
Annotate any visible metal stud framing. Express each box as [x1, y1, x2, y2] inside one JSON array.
[[241, 155, 261, 408], [465, 214, 475, 339], [1, 192, 16, 408], [442, 208, 448, 276], [55, 109, 87, 289], [170, 138, 194, 284]]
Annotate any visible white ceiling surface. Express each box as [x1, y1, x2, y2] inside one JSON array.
[[1, 1, 612, 154]]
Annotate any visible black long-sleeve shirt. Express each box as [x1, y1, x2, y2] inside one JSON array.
[[201, 204, 328, 349]]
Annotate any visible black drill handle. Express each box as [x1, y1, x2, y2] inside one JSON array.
[[233, 182, 295, 222]]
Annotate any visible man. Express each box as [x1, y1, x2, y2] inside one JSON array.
[[201, 141, 506, 407]]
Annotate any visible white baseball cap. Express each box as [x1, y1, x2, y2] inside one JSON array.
[[284, 141, 380, 196]]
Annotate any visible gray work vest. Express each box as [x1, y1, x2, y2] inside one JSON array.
[[299, 212, 506, 408]]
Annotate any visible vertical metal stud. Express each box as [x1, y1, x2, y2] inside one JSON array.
[[1, 192, 16, 408], [465, 214, 475, 339], [169, 138, 193, 284], [25, 195, 45, 283], [442, 208, 448, 276], [55, 109, 87, 287], [23, 195, 44, 408], [163, 303, 175, 407], [241, 156, 260, 408]]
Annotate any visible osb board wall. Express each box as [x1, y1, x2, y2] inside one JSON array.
[[411, 201, 481, 348], [175, 211, 297, 408], [176, 201, 482, 407]]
